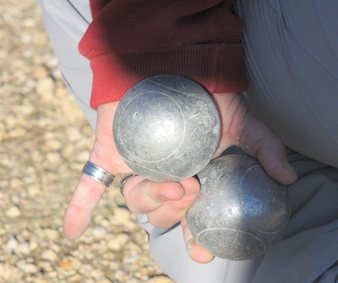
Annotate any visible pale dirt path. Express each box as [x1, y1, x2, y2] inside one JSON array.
[[0, 1, 173, 282]]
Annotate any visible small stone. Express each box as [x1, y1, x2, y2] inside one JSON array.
[[20, 229, 32, 240], [6, 236, 18, 252], [111, 208, 131, 225], [96, 279, 111, 283], [5, 206, 21, 218], [55, 87, 69, 98], [79, 264, 93, 275], [113, 270, 125, 281], [41, 249, 58, 262], [31, 150, 43, 163], [20, 104, 35, 116], [44, 229, 59, 241], [18, 242, 31, 255], [23, 18, 35, 27], [9, 127, 27, 139], [46, 152, 62, 165], [17, 260, 38, 274], [0, 263, 23, 281], [89, 269, 104, 280], [36, 77, 54, 94], [49, 243, 61, 253], [67, 274, 82, 282], [46, 56, 58, 68], [0, 180, 9, 189], [32, 279, 49, 283], [91, 226, 106, 239], [76, 151, 89, 163], [11, 195, 21, 205], [5, 116, 17, 129], [58, 259, 73, 270], [10, 179, 23, 189], [43, 139, 62, 151], [61, 145, 73, 158], [52, 68, 62, 80], [29, 241, 38, 251], [23, 169, 38, 184], [21, 33, 32, 44], [46, 271, 58, 278], [0, 228, 6, 236], [66, 127, 81, 142], [37, 260, 53, 272], [33, 66, 48, 79], [27, 185, 40, 197], [111, 208, 137, 230], [108, 234, 129, 251]]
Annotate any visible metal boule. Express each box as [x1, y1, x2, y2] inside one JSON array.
[[113, 75, 221, 182], [186, 154, 291, 261]]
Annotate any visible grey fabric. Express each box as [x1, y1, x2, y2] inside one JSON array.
[[237, 0, 338, 168], [39, 0, 338, 282], [142, 153, 338, 283]]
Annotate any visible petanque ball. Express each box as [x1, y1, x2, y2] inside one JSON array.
[[113, 75, 221, 181], [186, 154, 291, 260]]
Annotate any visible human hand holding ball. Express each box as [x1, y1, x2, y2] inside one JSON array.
[[114, 75, 294, 260]]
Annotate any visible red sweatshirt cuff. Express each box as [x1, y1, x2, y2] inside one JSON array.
[[89, 43, 247, 109]]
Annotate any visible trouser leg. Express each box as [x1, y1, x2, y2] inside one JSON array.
[[251, 152, 338, 283], [37, 0, 96, 129]]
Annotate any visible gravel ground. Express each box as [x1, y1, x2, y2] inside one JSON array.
[[0, 1, 174, 282]]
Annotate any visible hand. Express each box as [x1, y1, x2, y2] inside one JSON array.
[[211, 92, 297, 185], [121, 92, 297, 264], [63, 102, 200, 237], [63, 92, 297, 264]]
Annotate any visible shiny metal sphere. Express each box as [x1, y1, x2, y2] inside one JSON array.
[[186, 154, 291, 260], [113, 75, 221, 182]]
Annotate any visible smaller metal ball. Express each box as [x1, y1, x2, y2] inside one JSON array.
[[113, 75, 221, 182], [186, 154, 291, 261]]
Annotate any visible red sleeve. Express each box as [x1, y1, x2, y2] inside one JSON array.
[[80, 0, 247, 109]]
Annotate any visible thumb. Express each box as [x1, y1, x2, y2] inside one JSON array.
[[240, 112, 297, 185], [181, 217, 215, 263]]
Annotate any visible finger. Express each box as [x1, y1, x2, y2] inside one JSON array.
[[240, 113, 297, 185], [147, 177, 200, 228], [63, 102, 133, 240], [169, 177, 201, 210], [254, 133, 297, 185], [64, 173, 106, 240], [123, 178, 186, 213], [181, 217, 215, 264]]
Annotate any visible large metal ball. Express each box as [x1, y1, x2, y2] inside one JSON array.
[[113, 75, 221, 182], [186, 154, 291, 261]]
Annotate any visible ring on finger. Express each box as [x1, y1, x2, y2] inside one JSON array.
[[82, 161, 115, 188], [120, 174, 138, 195]]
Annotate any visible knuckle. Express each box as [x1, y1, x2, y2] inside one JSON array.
[[147, 215, 175, 229], [67, 201, 84, 216]]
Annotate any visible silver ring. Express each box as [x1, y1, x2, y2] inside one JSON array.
[[120, 174, 138, 195], [82, 161, 115, 188]]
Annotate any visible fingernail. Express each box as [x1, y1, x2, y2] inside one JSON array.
[[185, 239, 194, 257], [186, 240, 215, 263], [283, 160, 295, 173], [282, 160, 297, 182]]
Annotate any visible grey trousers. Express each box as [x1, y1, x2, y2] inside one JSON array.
[[38, 0, 338, 282]]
